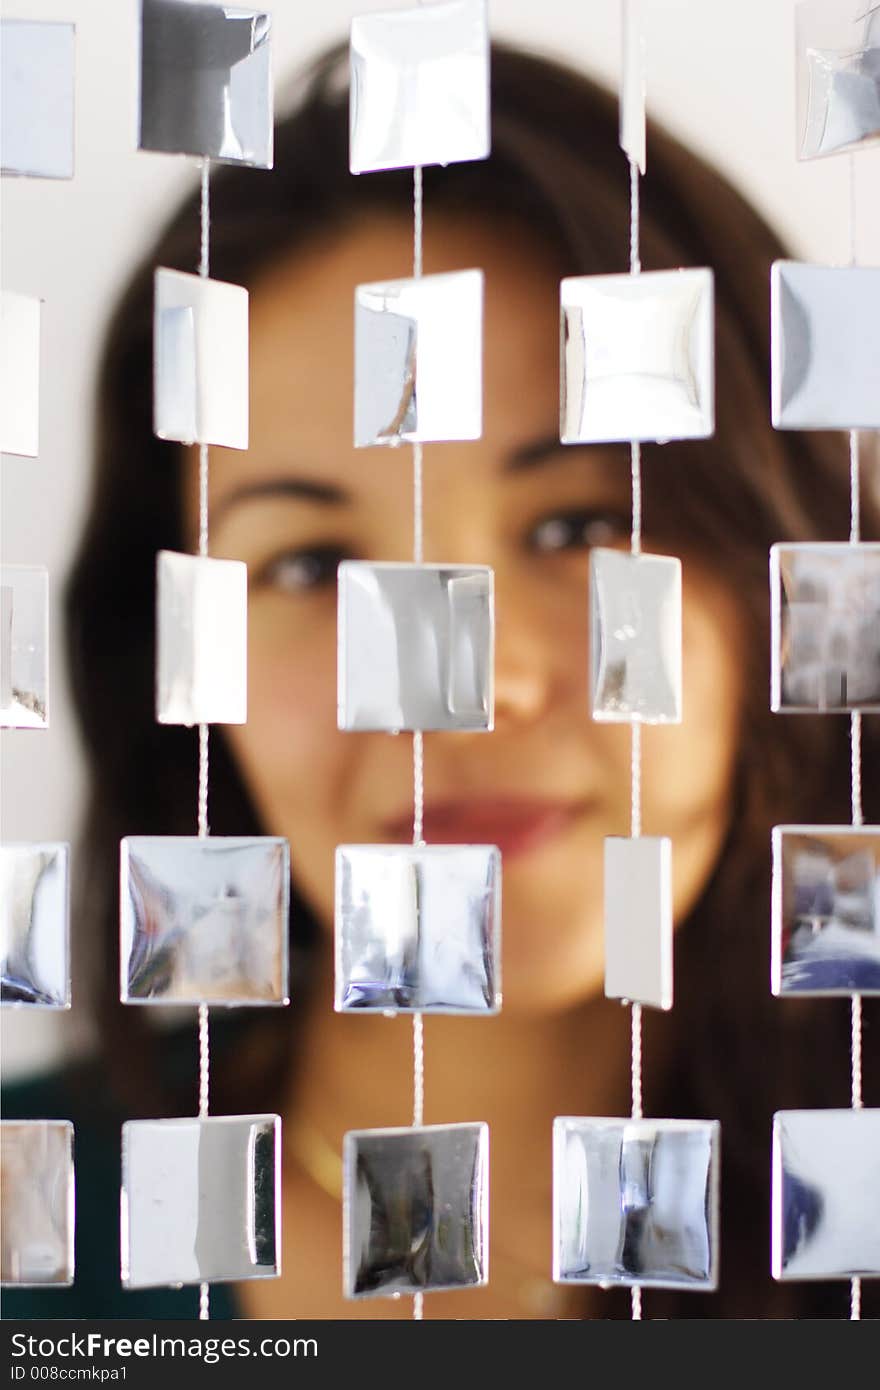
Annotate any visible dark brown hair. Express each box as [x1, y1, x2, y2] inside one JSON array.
[[65, 43, 878, 1318]]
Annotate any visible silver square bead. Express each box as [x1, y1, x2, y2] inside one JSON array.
[[121, 836, 289, 1006], [561, 269, 715, 444], [771, 825, 880, 996], [121, 1114, 281, 1288], [1, 564, 48, 729], [349, 0, 489, 173], [620, 0, 646, 174], [154, 268, 249, 450], [1, 843, 70, 1008], [604, 837, 673, 1011], [772, 1109, 880, 1279], [343, 1122, 489, 1297], [354, 270, 482, 447], [0, 1121, 74, 1286], [770, 543, 880, 712], [335, 844, 500, 1014], [337, 561, 494, 732], [0, 20, 75, 179], [553, 1117, 720, 1290], [590, 548, 682, 723], [156, 550, 247, 725], [796, 1, 880, 160], [771, 263, 880, 429], [0, 292, 41, 457], [138, 0, 273, 167]]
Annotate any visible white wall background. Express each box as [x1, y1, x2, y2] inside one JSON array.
[[3, 0, 879, 1080]]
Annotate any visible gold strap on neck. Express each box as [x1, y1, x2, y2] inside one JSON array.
[[285, 1118, 344, 1202]]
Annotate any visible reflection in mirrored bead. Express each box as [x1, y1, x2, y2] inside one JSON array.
[[1, 843, 70, 1008], [0, 564, 48, 729], [138, 0, 273, 167], [354, 270, 483, 447], [343, 1123, 489, 1298], [1, 1121, 74, 1286], [0, 20, 75, 179], [604, 837, 672, 1011], [335, 845, 500, 1014], [620, 0, 646, 174], [1, 292, 40, 457], [122, 1114, 280, 1288], [553, 1117, 720, 1290], [590, 549, 682, 723], [772, 1109, 880, 1279], [796, 0, 880, 160], [772, 826, 880, 996], [771, 263, 880, 429], [338, 562, 493, 732], [350, 0, 489, 173], [156, 550, 247, 726], [154, 269, 248, 450], [560, 269, 714, 444], [121, 837, 289, 1006], [770, 543, 880, 713]]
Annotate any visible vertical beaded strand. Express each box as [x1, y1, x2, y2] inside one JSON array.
[[197, 154, 211, 1323], [412, 159, 426, 1323]]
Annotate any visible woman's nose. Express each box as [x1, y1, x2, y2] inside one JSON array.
[[491, 568, 579, 729]]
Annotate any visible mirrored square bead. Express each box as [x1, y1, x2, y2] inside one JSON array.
[[620, 0, 646, 174], [771, 263, 880, 429], [156, 550, 247, 725], [0, 20, 75, 179], [121, 1114, 281, 1287], [138, 0, 272, 167], [350, 0, 489, 173], [335, 844, 500, 1014], [343, 1122, 489, 1297], [604, 837, 672, 1011], [796, 1, 880, 159], [772, 1109, 880, 1279], [770, 542, 880, 712], [0, 292, 40, 457], [771, 825, 880, 996], [1, 843, 70, 1008], [590, 548, 682, 723], [561, 269, 714, 444], [337, 561, 493, 732], [354, 270, 482, 446], [1, 1121, 74, 1286], [154, 268, 248, 449], [0, 564, 48, 729], [553, 1117, 720, 1289], [121, 836, 289, 1006]]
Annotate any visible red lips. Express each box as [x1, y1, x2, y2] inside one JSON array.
[[383, 798, 584, 860]]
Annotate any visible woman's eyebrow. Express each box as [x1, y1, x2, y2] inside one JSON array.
[[212, 475, 350, 523], [504, 435, 594, 473]]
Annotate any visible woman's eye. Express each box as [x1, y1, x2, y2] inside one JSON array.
[[528, 508, 629, 553], [257, 545, 348, 594]]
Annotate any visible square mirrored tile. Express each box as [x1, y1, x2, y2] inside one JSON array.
[[0, 564, 48, 729], [590, 549, 682, 723], [154, 268, 248, 449], [771, 263, 880, 429], [1, 1121, 74, 1286], [338, 561, 493, 732], [343, 1122, 489, 1298], [553, 1117, 720, 1290], [156, 550, 247, 725], [138, 0, 272, 167], [772, 1109, 880, 1280], [0, 20, 75, 179], [604, 837, 672, 1011], [561, 269, 714, 444], [335, 844, 500, 1014], [620, 0, 646, 173], [350, 0, 489, 173], [770, 543, 880, 712], [772, 826, 880, 996], [122, 1114, 280, 1288], [1, 843, 70, 1008], [796, 1, 880, 160], [354, 269, 483, 446], [0, 292, 40, 457], [121, 836, 289, 1006]]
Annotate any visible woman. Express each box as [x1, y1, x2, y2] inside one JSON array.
[[3, 42, 877, 1319]]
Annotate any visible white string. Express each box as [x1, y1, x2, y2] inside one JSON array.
[[197, 154, 211, 1325], [411, 159, 426, 1325]]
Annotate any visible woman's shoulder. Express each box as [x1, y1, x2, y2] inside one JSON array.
[[1, 1057, 237, 1321]]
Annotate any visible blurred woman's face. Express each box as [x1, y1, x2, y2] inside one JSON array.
[[184, 214, 744, 1015]]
